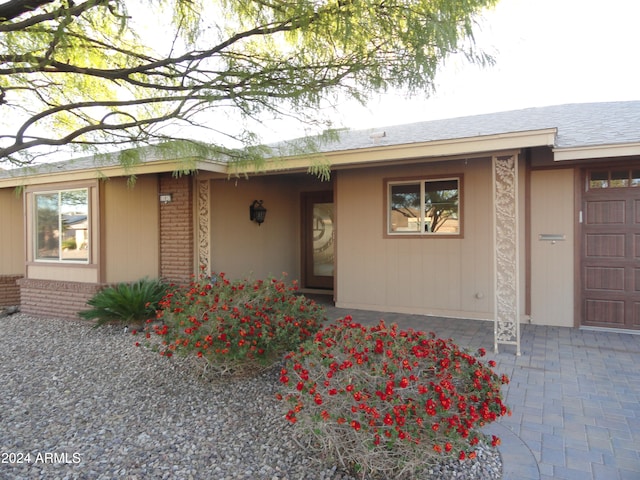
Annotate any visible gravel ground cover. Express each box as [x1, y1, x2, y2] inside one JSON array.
[[0, 314, 501, 479]]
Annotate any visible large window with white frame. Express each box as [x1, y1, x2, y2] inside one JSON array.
[[34, 188, 89, 262], [386, 176, 461, 236]]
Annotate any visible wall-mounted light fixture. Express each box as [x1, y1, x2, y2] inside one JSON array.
[[159, 193, 173, 204], [249, 200, 267, 225]]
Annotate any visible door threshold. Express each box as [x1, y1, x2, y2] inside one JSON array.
[[580, 326, 640, 335], [300, 288, 334, 295]]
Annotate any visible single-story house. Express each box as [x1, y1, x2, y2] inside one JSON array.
[[1, 101, 639, 352]]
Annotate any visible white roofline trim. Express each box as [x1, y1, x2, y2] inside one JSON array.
[[0, 159, 227, 188], [234, 128, 558, 174], [0, 127, 559, 185], [553, 142, 640, 161]]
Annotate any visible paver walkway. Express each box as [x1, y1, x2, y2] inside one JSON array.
[[318, 300, 640, 480]]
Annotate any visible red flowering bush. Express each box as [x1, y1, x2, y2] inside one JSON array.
[[144, 272, 325, 377], [277, 316, 510, 478]]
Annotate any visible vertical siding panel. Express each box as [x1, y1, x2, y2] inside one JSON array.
[[460, 161, 493, 313], [384, 239, 398, 306], [0, 188, 25, 275], [337, 159, 494, 320], [103, 176, 160, 283], [530, 169, 574, 327], [337, 169, 382, 307]]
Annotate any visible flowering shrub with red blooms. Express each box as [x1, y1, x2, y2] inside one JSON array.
[[141, 272, 325, 377], [277, 316, 510, 479]]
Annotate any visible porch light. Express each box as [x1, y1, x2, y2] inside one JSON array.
[[249, 200, 267, 225], [159, 193, 173, 204]]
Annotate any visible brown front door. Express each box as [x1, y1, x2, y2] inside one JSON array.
[[581, 167, 640, 330], [302, 191, 334, 289]]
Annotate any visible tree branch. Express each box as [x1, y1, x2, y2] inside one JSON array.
[[0, 0, 55, 22], [0, 0, 495, 165], [0, 0, 112, 31]]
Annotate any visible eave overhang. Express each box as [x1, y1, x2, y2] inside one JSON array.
[[553, 142, 640, 161], [233, 128, 558, 175], [0, 128, 559, 187], [0, 158, 227, 188]]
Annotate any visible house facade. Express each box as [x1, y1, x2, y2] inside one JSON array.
[[1, 101, 639, 336]]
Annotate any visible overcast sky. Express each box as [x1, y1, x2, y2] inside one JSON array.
[[261, 0, 640, 141]]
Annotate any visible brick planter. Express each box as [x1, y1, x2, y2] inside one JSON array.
[[17, 278, 101, 320]]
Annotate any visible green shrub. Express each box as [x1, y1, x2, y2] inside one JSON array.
[[278, 316, 510, 479], [62, 238, 77, 250], [79, 278, 168, 327], [147, 273, 325, 377]]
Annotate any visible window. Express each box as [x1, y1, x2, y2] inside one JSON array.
[[34, 189, 89, 262], [387, 177, 461, 236], [588, 168, 640, 189]]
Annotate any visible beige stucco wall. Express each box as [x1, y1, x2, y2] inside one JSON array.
[[102, 176, 160, 283], [26, 264, 99, 283], [0, 188, 25, 275], [335, 158, 495, 320], [209, 174, 328, 281], [529, 168, 575, 327]]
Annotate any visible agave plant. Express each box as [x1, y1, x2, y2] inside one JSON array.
[[79, 278, 168, 328]]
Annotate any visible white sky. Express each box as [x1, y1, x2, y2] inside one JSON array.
[[261, 0, 640, 141], [6, 0, 638, 161]]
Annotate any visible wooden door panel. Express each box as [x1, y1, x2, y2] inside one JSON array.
[[635, 200, 640, 223], [585, 267, 625, 290], [585, 299, 625, 325], [634, 235, 640, 257], [635, 303, 640, 327], [581, 167, 640, 330], [585, 234, 625, 257], [585, 200, 625, 224]]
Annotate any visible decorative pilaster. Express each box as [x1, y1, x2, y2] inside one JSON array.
[[493, 154, 521, 355], [197, 179, 211, 274]]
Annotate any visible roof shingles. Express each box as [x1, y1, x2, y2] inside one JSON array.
[[314, 101, 640, 153], [2, 101, 639, 180]]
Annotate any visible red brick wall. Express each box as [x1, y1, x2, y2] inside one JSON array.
[[159, 174, 194, 285], [18, 278, 101, 320], [0, 275, 22, 307]]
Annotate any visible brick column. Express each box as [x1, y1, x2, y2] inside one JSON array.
[[0, 274, 22, 307], [159, 174, 194, 285]]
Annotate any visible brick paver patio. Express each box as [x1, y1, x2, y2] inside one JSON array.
[[319, 301, 640, 480]]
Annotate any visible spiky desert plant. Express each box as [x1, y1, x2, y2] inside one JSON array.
[[79, 278, 168, 327]]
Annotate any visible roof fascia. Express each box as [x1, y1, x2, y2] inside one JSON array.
[[553, 142, 640, 161], [0, 128, 558, 187], [0, 159, 227, 188], [233, 128, 558, 174]]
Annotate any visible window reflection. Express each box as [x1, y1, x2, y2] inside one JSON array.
[[35, 189, 89, 262], [589, 169, 640, 189], [387, 177, 461, 235], [312, 203, 334, 277], [390, 183, 420, 232]]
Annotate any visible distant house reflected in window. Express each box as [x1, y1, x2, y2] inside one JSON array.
[[387, 176, 462, 236], [35, 188, 89, 262]]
